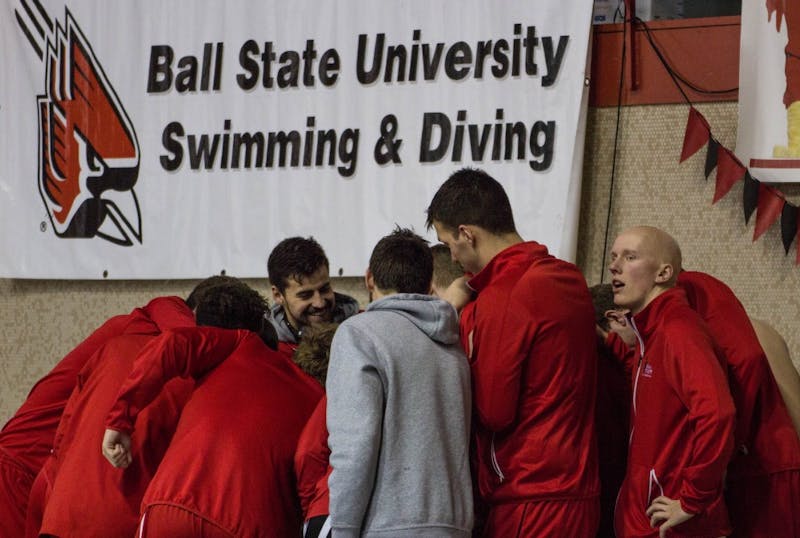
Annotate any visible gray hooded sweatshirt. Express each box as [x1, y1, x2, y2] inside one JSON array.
[[326, 294, 473, 538]]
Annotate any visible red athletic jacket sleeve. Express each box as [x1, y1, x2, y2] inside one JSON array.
[[604, 331, 637, 379], [140, 296, 196, 332], [470, 289, 535, 432], [294, 396, 331, 519], [678, 271, 769, 452], [105, 327, 248, 434], [663, 320, 735, 515], [23, 314, 131, 406]]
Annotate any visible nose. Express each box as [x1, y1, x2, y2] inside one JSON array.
[[311, 292, 326, 308], [608, 257, 620, 275]]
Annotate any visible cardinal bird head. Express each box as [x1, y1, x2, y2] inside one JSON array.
[[37, 10, 141, 245]]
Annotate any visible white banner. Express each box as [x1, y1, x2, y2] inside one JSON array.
[[737, 0, 800, 182], [0, 0, 591, 278]]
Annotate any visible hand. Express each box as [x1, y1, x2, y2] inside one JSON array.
[[646, 496, 694, 538], [440, 276, 472, 312], [596, 323, 609, 341], [605, 310, 636, 347], [102, 428, 132, 468]]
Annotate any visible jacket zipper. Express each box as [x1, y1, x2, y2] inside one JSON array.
[[490, 434, 505, 482], [615, 315, 646, 531], [647, 468, 664, 507]]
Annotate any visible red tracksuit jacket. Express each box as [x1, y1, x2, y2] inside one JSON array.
[[460, 242, 600, 505], [614, 288, 735, 538], [106, 326, 323, 537], [677, 271, 800, 477], [38, 297, 195, 538], [1, 296, 188, 538]]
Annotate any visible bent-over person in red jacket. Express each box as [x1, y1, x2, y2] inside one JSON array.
[[427, 168, 600, 537]]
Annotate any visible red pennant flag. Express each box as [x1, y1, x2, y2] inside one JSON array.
[[796, 218, 800, 265], [680, 107, 711, 163], [753, 184, 786, 241], [713, 146, 746, 203], [796, 214, 800, 265]]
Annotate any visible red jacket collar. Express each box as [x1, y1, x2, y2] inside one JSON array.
[[468, 241, 550, 293], [631, 286, 690, 340]]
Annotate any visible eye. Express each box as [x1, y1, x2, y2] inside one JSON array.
[[297, 292, 313, 300]]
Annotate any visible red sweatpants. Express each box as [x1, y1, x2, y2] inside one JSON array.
[[138, 504, 234, 538], [727, 470, 800, 538], [481, 497, 600, 538], [0, 451, 35, 538]]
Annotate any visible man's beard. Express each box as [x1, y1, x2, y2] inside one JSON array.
[[299, 300, 334, 326]]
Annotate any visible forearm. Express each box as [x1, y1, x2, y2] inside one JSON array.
[[106, 327, 245, 432]]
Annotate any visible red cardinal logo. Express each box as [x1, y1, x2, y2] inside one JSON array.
[[18, 6, 141, 245]]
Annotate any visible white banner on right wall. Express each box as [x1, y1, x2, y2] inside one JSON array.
[[737, 0, 800, 182]]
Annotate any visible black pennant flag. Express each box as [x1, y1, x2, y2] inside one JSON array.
[[743, 171, 759, 224], [704, 138, 720, 179], [781, 203, 799, 254]]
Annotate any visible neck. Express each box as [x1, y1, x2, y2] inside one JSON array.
[[634, 285, 671, 315], [476, 231, 524, 271], [370, 287, 396, 302]]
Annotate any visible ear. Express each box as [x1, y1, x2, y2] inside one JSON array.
[[457, 225, 474, 244], [271, 285, 284, 305], [654, 263, 674, 285], [365, 268, 375, 293]]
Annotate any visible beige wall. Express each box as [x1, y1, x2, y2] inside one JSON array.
[[2, 101, 799, 424]]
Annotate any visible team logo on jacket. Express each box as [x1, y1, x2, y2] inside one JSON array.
[[642, 363, 654, 378], [16, 4, 142, 245]]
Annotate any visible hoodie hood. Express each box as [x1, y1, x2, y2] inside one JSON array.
[[366, 293, 459, 345], [270, 291, 360, 344]]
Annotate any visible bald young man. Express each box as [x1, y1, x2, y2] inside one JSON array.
[[608, 226, 735, 538]]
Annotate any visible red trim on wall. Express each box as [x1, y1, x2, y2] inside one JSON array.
[[589, 16, 740, 107]]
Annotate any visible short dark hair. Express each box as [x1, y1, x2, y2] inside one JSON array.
[[185, 275, 238, 309], [194, 280, 269, 335], [267, 237, 329, 294], [425, 168, 516, 235], [430, 244, 464, 290], [589, 283, 616, 332], [369, 228, 432, 294], [292, 322, 339, 386]]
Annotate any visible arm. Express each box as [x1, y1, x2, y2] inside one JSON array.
[[663, 322, 735, 518], [702, 311, 770, 453], [104, 326, 247, 436], [326, 325, 383, 538], [679, 273, 768, 451], [440, 276, 473, 313], [752, 318, 800, 438], [140, 295, 195, 332], [469, 289, 534, 432], [603, 318, 638, 379], [20, 314, 131, 408], [294, 396, 330, 519]]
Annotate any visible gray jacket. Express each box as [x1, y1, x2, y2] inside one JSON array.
[[326, 294, 473, 538]]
